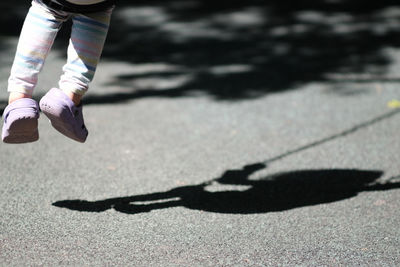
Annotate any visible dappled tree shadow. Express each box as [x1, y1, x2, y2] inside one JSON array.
[[0, 1, 29, 37], [88, 0, 400, 103], [1, 0, 400, 107]]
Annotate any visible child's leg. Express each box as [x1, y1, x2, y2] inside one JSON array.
[[7, 0, 68, 103], [39, 8, 112, 142], [2, 1, 70, 143], [58, 8, 113, 105]]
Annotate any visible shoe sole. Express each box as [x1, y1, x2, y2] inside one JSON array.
[[3, 117, 39, 144]]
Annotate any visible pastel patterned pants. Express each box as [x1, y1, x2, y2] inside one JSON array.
[[8, 0, 112, 96]]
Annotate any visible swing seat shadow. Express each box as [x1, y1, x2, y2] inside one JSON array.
[[53, 164, 400, 214]]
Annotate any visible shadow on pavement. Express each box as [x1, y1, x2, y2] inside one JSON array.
[[1, 0, 400, 106], [86, 0, 400, 103], [53, 164, 400, 214], [53, 108, 400, 214]]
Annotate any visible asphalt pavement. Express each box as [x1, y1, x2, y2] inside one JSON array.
[[1, 1, 400, 266]]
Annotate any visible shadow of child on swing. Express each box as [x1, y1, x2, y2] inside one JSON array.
[[53, 162, 400, 214]]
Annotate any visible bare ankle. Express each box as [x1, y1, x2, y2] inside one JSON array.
[[9, 92, 31, 104], [61, 89, 82, 106]]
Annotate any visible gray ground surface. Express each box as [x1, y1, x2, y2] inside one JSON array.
[[1, 1, 400, 266]]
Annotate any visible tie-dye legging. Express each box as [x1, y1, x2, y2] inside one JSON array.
[[8, 0, 113, 96]]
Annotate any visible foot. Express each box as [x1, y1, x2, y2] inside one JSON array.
[[2, 98, 40, 144], [39, 88, 88, 143]]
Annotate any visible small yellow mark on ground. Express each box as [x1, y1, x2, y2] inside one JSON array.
[[387, 99, 400, 109]]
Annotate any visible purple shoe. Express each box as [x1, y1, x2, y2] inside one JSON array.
[[2, 98, 40, 144], [39, 88, 88, 143]]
